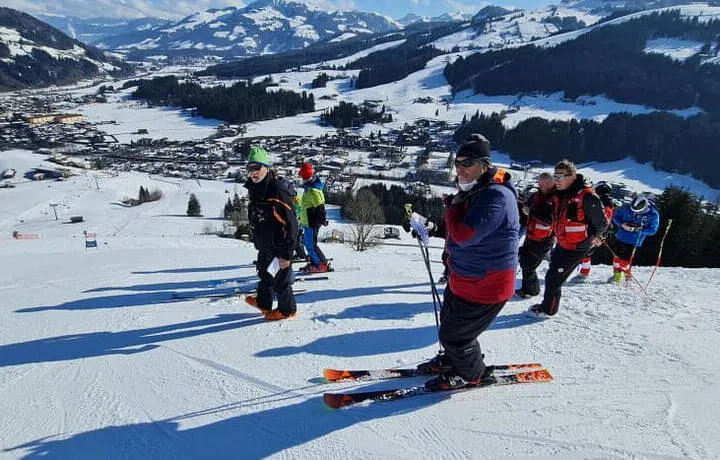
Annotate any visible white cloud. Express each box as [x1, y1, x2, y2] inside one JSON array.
[[334, 0, 356, 10], [444, 0, 482, 15], [2, 0, 247, 20]]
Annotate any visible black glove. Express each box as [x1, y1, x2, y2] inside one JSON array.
[[402, 222, 411, 233]]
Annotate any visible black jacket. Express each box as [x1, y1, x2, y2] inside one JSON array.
[[244, 172, 297, 260]]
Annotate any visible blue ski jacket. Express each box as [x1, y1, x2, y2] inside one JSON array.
[[612, 203, 660, 246]]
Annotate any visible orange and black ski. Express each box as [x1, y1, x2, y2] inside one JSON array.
[[323, 362, 543, 382], [323, 368, 553, 409]]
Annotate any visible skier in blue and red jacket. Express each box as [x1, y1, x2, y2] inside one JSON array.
[[418, 134, 520, 391], [609, 195, 660, 283]]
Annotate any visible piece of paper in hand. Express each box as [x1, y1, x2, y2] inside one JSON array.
[[410, 212, 430, 247], [267, 257, 281, 277]]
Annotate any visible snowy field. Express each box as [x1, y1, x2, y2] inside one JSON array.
[[75, 88, 222, 144], [1, 150, 719, 459]]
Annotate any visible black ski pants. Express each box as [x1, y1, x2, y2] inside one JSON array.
[[439, 288, 506, 381], [295, 227, 307, 259], [540, 246, 586, 316], [519, 238, 554, 296], [255, 251, 296, 315]]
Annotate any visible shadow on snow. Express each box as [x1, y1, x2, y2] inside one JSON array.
[[298, 282, 434, 303], [14, 289, 240, 313], [0, 314, 260, 368], [313, 301, 437, 322], [7, 395, 443, 459], [84, 276, 256, 293], [256, 326, 439, 358], [132, 264, 254, 275]]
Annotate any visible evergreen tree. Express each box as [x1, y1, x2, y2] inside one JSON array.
[[187, 193, 202, 217], [138, 186, 150, 203], [223, 198, 233, 219]]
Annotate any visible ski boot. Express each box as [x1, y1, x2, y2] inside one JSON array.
[[526, 304, 550, 319], [417, 352, 453, 375]]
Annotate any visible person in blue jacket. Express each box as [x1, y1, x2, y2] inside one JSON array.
[[417, 134, 520, 391], [610, 195, 660, 283]]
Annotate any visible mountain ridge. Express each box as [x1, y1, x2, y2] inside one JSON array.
[[93, 0, 400, 59], [0, 7, 132, 91]]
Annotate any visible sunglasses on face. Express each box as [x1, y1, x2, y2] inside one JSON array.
[[455, 158, 479, 168], [247, 163, 264, 172], [553, 173, 572, 180]]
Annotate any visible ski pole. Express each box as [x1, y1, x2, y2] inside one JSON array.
[[415, 235, 443, 342], [644, 219, 672, 291], [405, 203, 443, 352], [602, 240, 647, 294]]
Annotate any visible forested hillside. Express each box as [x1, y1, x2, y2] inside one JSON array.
[[130, 76, 314, 123], [445, 11, 720, 114], [455, 111, 720, 188]]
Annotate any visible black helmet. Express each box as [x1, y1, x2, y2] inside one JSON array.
[[631, 196, 649, 214], [594, 181, 611, 196]]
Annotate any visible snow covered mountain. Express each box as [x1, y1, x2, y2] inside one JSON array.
[[0, 8, 131, 91], [95, 0, 400, 58], [397, 11, 475, 27], [38, 16, 171, 46]]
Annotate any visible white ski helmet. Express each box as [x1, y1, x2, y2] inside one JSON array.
[[631, 196, 649, 214]]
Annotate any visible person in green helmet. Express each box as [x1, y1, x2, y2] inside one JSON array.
[[243, 146, 298, 321]]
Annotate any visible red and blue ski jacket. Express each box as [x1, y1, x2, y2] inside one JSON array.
[[445, 168, 520, 304]]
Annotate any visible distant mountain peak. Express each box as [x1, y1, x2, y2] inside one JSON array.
[[246, 0, 334, 12], [95, 2, 399, 58], [397, 10, 473, 26]]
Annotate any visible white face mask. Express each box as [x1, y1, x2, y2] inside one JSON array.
[[457, 180, 477, 192]]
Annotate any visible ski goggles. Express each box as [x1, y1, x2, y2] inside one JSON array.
[[455, 157, 480, 168]]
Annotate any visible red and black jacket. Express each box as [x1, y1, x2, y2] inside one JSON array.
[[550, 175, 608, 252], [525, 191, 554, 242]]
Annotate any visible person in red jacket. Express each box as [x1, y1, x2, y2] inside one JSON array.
[[516, 172, 555, 298], [417, 134, 521, 391], [528, 160, 608, 318], [576, 181, 615, 281]]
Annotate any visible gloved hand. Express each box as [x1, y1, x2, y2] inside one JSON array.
[[402, 221, 411, 233], [622, 223, 638, 232], [411, 221, 434, 239]]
